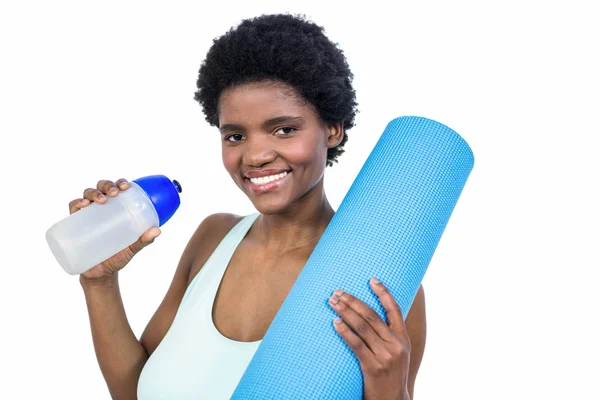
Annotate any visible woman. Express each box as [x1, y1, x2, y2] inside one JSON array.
[[72, 14, 426, 399]]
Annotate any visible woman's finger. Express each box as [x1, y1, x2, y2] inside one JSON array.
[[332, 288, 397, 344], [96, 179, 120, 197], [330, 291, 387, 354], [115, 178, 130, 191], [69, 178, 130, 215], [68, 198, 89, 214], [370, 277, 408, 340], [332, 317, 373, 365], [129, 227, 162, 255], [83, 187, 107, 203]]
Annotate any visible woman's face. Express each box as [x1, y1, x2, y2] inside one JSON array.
[[218, 81, 342, 215]]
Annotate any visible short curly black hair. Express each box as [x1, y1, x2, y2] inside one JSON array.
[[194, 13, 358, 167]]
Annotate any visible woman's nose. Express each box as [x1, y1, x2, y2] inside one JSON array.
[[243, 137, 277, 167]]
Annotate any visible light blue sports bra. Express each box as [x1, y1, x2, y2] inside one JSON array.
[[137, 213, 261, 399]]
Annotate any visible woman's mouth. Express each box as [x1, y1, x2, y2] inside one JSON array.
[[245, 171, 291, 194]]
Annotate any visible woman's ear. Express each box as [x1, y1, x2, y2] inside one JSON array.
[[326, 122, 344, 148]]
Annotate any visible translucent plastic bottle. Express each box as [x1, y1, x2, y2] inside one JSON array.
[[46, 174, 182, 275]]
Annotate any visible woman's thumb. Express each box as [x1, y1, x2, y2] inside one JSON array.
[[130, 228, 161, 255]]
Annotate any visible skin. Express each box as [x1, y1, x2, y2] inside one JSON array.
[[73, 80, 426, 400]]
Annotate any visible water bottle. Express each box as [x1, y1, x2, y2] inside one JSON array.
[[46, 174, 182, 275]]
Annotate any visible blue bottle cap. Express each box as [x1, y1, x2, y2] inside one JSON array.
[[132, 175, 182, 226]]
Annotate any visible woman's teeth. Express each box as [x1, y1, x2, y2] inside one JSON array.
[[249, 171, 288, 185]]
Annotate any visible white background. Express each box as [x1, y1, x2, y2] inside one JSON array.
[[1, 0, 598, 399]]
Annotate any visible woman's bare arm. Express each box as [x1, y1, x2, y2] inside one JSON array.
[[80, 213, 237, 399], [406, 284, 427, 398]]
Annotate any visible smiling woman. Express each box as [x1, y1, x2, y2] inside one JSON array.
[[217, 81, 344, 211], [75, 13, 426, 400]]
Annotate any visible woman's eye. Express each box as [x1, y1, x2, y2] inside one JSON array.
[[226, 134, 244, 142], [274, 127, 296, 136]]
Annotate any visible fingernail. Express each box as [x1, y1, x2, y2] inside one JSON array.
[[109, 187, 118, 195], [329, 295, 339, 305], [372, 277, 381, 284], [334, 318, 342, 325], [334, 289, 344, 297], [120, 180, 129, 186], [98, 194, 106, 200]]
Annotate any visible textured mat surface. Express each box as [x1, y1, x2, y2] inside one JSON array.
[[232, 116, 474, 399]]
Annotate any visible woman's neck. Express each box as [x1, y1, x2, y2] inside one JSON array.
[[252, 184, 335, 253]]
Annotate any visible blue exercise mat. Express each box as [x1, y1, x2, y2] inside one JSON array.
[[232, 116, 474, 399]]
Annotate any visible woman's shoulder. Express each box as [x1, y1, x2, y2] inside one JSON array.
[[201, 212, 246, 231], [184, 212, 247, 283], [191, 212, 246, 242]]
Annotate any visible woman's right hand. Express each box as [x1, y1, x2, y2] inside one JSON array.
[[69, 178, 162, 281]]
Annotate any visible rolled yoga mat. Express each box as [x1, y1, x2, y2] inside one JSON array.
[[232, 116, 474, 399]]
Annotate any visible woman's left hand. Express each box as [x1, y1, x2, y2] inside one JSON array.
[[329, 277, 411, 400]]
